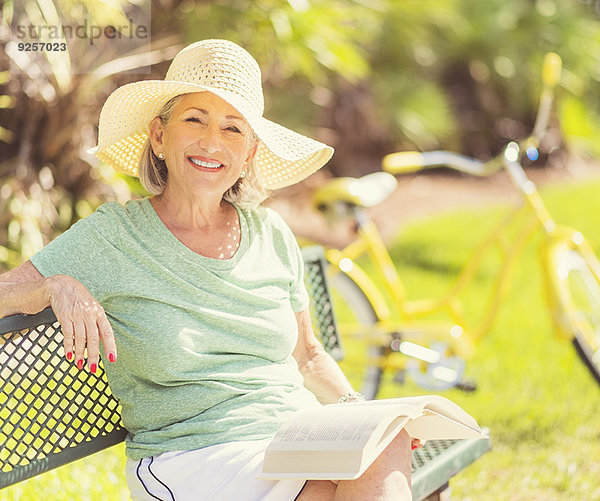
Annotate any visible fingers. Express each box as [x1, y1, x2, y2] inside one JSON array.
[[411, 439, 426, 450], [73, 314, 87, 369], [66, 303, 116, 372], [49, 276, 117, 371], [82, 305, 100, 372], [61, 316, 75, 362], [97, 312, 117, 363]]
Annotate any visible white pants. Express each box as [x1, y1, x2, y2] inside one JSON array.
[[126, 439, 306, 501]]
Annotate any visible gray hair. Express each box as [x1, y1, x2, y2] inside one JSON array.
[[138, 94, 269, 208]]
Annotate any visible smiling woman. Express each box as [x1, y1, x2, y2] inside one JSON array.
[[139, 93, 267, 209], [0, 39, 416, 501], [148, 93, 259, 213]]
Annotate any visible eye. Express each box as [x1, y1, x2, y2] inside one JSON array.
[[225, 125, 242, 133], [185, 117, 204, 124]]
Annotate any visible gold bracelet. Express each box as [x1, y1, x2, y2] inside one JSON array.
[[338, 392, 366, 403]]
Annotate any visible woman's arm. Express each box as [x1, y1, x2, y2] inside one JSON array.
[[292, 309, 356, 404], [293, 309, 426, 451], [0, 260, 117, 371], [0, 260, 53, 318]]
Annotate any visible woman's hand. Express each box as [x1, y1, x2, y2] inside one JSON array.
[[45, 275, 117, 372]]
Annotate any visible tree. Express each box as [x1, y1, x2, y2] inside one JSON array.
[[1, 0, 180, 270]]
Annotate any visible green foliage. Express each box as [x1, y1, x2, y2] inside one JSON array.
[[3, 0, 600, 266], [0, 0, 147, 272], [370, 0, 600, 157], [177, 0, 374, 84], [369, 0, 462, 151], [560, 94, 600, 157]]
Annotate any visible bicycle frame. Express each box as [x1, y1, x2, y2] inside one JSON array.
[[324, 145, 600, 357], [304, 53, 600, 389]]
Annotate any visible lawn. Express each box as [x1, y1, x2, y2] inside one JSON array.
[[2, 176, 600, 500], [339, 175, 600, 500]]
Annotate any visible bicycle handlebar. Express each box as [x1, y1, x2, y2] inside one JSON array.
[[382, 151, 500, 177], [542, 52, 562, 88], [382, 52, 563, 178]]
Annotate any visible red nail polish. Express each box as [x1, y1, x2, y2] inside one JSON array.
[[90, 363, 97, 374], [109, 353, 116, 363], [412, 444, 418, 450], [66, 352, 73, 360], [77, 359, 84, 370]]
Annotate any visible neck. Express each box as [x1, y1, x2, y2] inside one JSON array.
[[151, 184, 230, 231]]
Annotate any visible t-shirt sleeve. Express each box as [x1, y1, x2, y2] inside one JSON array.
[[29, 203, 121, 304], [263, 207, 310, 312]]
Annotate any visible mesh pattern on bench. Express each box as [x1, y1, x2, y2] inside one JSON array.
[[302, 247, 344, 361], [412, 439, 456, 470], [0, 315, 125, 484]]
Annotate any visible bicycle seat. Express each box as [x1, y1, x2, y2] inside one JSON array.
[[312, 172, 398, 211]]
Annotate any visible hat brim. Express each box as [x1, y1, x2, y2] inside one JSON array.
[[89, 80, 333, 190]]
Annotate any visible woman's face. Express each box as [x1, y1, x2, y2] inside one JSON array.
[[150, 92, 257, 200]]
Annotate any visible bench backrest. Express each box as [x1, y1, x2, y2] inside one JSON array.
[[0, 245, 342, 489]]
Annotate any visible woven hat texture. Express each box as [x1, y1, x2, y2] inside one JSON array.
[[89, 39, 334, 190]]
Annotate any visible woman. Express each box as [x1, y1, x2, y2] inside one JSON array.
[[0, 40, 414, 500]]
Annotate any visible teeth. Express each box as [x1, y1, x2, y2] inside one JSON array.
[[189, 157, 222, 168]]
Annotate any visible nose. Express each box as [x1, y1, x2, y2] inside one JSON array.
[[200, 124, 222, 154]]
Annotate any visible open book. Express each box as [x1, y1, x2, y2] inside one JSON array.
[[260, 395, 488, 480]]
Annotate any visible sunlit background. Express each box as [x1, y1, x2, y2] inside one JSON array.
[[2, 1, 600, 499], [2, 0, 600, 268]]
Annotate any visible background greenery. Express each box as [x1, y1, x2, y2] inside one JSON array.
[[2, 0, 600, 499], [2, 0, 600, 269]]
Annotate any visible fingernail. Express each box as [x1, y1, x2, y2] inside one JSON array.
[[77, 359, 84, 370], [109, 353, 116, 363], [66, 352, 73, 360], [412, 444, 418, 450], [90, 363, 97, 374]]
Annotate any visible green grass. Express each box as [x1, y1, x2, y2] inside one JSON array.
[[3, 177, 600, 500], [1, 443, 129, 500], [338, 176, 600, 500]]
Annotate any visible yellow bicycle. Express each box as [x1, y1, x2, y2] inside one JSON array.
[[305, 53, 600, 398]]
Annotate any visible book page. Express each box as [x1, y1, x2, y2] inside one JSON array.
[[266, 403, 405, 451], [261, 450, 363, 479], [261, 394, 487, 479], [404, 409, 488, 440], [353, 395, 481, 431], [261, 414, 413, 479]]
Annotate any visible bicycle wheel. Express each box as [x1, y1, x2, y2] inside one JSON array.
[[556, 248, 600, 385], [327, 270, 385, 400]]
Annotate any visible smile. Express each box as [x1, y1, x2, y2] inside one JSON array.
[[188, 156, 224, 170]]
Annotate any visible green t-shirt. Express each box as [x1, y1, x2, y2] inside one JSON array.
[[30, 198, 321, 460]]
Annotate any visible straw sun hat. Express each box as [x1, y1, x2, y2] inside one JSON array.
[[89, 39, 334, 190]]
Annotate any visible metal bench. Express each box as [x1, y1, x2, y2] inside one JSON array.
[[0, 245, 490, 499]]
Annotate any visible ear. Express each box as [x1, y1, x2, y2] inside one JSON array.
[[245, 140, 258, 165], [149, 117, 164, 155]]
